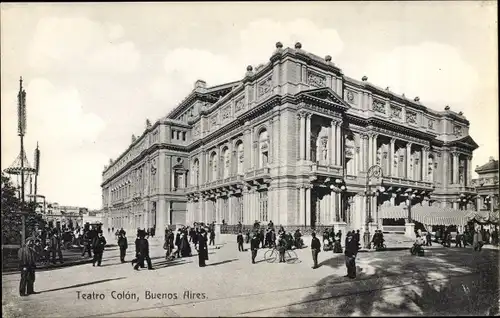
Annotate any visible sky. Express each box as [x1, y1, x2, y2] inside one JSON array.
[[1, 2, 498, 209]]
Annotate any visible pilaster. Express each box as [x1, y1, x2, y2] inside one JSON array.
[[305, 113, 312, 161]]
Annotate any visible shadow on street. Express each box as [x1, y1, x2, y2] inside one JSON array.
[[282, 247, 499, 316], [40, 277, 126, 293]]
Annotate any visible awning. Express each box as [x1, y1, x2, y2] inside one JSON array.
[[379, 204, 478, 226], [468, 211, 499, 224]]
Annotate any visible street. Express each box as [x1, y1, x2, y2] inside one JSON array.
[[2, 235, 499, 317]]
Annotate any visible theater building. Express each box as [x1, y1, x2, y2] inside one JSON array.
[[101, 42, 478, 235]]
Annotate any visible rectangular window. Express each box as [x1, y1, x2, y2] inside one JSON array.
[[171, 130, 175, 139], [182, 132, 186, 141]]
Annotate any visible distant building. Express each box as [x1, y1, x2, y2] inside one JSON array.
[[472, 157, 499, 213]]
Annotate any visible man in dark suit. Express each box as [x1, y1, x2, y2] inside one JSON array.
[[197, 229, 208, 267], [237, 232, 244, 252], [250, 232, 260, 264], [117, 232, 128, 263], [344, 232, 359, 279], [311, 232, 321, 269], [92, 231, 107, 267], [18, 239, 38, 296], [132, 230, 154, 270]]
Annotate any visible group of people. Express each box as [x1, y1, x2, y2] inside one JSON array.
[[161, 222, 216, 267], [310, 230, 361, 277]]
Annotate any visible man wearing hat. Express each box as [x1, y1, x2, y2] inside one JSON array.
[[311, 232, 321, 269], [92, 231, 107, 267], [344, 232, 359, 279], [49, 230, 64, 264], [133, 229, 154, 270], [250, 232, 260, 264], [196, 228, 208, 267], [18, 238, 38, 296]]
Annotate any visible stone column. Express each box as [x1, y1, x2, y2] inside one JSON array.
[[390, 193, 396, 206], [305, 114, 311, 161], [336, 122, 342, 167], [466, 156, 472, 186], [299, 187, 305, 225], [250, 128, 255, 169], [453, 153, 459, 184], [244, 128, 251, 172], [422, 147, 428, 182], [361, 135, 368, 171], [390, 138, 395, 177], [330, 122, 335, 165], [372, 134, 378, 167], [368, 134, 373, 167], [299, 113, 306, 160], [227, 196, 233, 224], [305, 186, 311, 226], [406, 143, 412, 179], [476, 196, 482, 212]]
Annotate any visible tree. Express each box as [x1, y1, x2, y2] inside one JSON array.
[[1, 173, 22, 245], [1, 173, 46, 244]]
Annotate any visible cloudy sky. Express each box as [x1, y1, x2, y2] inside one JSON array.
[[1, 2, 497, 209]]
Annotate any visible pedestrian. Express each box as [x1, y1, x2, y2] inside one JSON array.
[[197, 229, 208, 267], [455, 231, 463, 248], [118, 232, 128, 263], [49, 230, 64, 264], [81, 230, 92, 258], [132, 230, 154, 270], [426, 231, 432, 246], [473, 229, 483, 251], [92, 231, 107, 267], [250, 233, 260, 264], [311, 232, 321, 269], [344, 232, 359, 279], [237, 232, 244, 252], [18, 239, 38, 296], [209, 229, 216, 246], [174, 231, 181, 258], [277, 233, 287, 263]]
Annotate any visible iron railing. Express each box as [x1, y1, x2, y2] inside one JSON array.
[[220, 224, 343, 235]]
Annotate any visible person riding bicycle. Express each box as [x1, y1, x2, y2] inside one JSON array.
[[277, 233, 287, 263], [294, 229, 303, 249]]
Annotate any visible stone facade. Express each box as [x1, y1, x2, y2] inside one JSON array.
[[101, 43, 479, 235], [472, 157, 499, 213]]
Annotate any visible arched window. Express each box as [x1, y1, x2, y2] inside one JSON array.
[[222, 147, 230, 179], [258, 129, 269, 168], [209, 152, 218, 181], [236, 141, 244, 175]]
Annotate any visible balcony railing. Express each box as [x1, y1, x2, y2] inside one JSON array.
[[310, 163, 342, 175], [245, 167, 271, 179], [382, 176, 434, 189]]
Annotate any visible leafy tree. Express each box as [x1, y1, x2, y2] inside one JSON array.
[[1, 173, 22, 245], [1, 173, 46, 244]]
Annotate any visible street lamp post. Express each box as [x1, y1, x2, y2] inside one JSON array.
[[364, 165, 383, 249]]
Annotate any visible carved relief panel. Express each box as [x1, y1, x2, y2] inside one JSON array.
[[345, 90, 357, 104], [453, 125, 463, 137], [307, 71, 326, 88], [210, 113, 219, 131], [258, 76, 272, 97], [234, 97, 245, 114], [406, 111, 417, 124], [221, 105, 232, 122], [391, 105, 402, 119], [372, 99, 386, 114]]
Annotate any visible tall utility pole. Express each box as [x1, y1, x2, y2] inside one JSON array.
[[34, 142, 40, 206], [18, 76, 27, 204]]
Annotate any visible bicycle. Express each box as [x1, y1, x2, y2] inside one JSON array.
[[264, 247, 299, 264]]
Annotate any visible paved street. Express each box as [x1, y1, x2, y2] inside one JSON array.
[[2, 235, 499, 317]]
